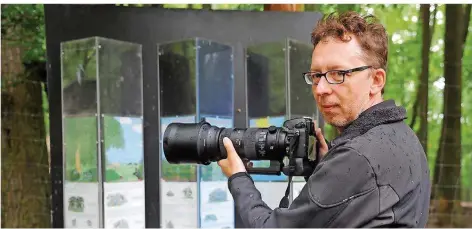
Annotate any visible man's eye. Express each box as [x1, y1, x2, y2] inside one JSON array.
[[336, 71, 346, 77]]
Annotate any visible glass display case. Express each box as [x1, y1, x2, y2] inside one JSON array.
[[287, 39, 320, 200], [61, 37, 144, 228], [158, 38, 234, 228], [246, 41, 288, 209], [246, 38, 319, 208], [61, 36, 314, 229]]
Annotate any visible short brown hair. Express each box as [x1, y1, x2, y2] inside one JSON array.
[[311, 11, 388, 72]]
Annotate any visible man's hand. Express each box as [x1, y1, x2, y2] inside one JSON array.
[[217, 137, 247, 177], [315, 127, 329, 158]]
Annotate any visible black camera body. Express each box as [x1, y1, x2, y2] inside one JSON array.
[[163, 117, 318, 177], [278, 117, 317, 177]]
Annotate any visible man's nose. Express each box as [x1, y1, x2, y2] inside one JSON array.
[[313, 77, 332, 96]]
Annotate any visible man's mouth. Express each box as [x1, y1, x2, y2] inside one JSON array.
[[322, 104, 337, 109]]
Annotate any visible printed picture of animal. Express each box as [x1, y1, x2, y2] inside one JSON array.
[[68, 196, 85, 212]]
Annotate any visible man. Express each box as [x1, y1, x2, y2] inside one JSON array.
[[217, 11, 431, 227]]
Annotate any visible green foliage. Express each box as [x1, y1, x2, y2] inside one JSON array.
[[64, 116, 125, 182], [304, 4, 472, 200], [103, 116, 125, 151], [1, 4, 45, 63], [61, 38, 98, 88], [64, 117, 98, 182], [163, 4, 190, 9], [460, 7, 472, 196], [2, 5, 48, 131], [42, 83, 49, 135], [206, 4, 263, 11], [161, 160, 197, 181]]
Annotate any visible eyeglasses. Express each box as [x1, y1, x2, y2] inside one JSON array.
[[302, 66, 372, 85]]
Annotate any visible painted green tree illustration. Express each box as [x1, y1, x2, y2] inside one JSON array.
[[61, 38, 139, 182]]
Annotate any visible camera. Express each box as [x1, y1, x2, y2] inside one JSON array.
[[162, 117, 319, 177]]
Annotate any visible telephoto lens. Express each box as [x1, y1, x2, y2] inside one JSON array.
[[162, 120, 288, 165]]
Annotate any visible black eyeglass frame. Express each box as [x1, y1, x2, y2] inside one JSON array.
[[302, 65, 372, 85]]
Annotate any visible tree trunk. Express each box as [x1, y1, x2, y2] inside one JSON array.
[[264, 4, 303, 12], [1, 38, 51, 227], [410, 5, 436, 148], [417, 4, 433, 154], [462, 4, 471, 56], [304, 4, 319, 12], [432, 4, 464, 227]]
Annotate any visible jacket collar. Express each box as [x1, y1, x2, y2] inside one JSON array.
[[329, 99, 407, 147]]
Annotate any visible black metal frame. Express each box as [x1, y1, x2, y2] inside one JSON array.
[[45, 5, 322, 228]]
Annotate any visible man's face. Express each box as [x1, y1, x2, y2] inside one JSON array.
[[310, 36, 374, 129]]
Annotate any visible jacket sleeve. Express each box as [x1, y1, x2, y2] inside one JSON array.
[[228, 146, 378, 228]]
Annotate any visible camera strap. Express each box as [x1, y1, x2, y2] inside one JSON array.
[[278, 175, 293, 208], [278, 135, 298, 208]]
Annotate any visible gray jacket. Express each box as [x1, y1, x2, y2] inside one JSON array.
[[228, 100, 431, 227]]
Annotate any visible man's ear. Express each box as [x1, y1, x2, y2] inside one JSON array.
[[370, 68, 386, 95]]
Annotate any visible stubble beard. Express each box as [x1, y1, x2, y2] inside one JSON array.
[[324, 106, 356, 130], [323, 97, 369, 131]]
